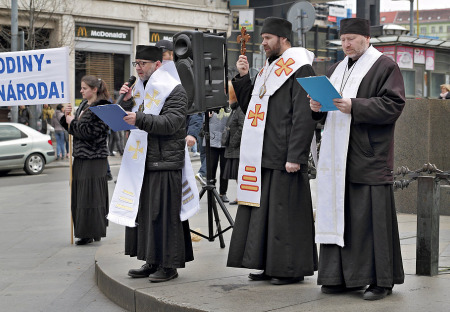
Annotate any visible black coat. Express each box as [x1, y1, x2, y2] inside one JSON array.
[[60, 99, 110, 159], [313, 55, 405, 184], [224, 102, 245, 159], [123, 84, 187, 171]]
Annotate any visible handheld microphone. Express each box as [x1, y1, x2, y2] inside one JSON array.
[[116, 75, 137, 105]]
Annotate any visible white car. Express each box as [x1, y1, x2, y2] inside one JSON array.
[[0, 122, 56, 175]]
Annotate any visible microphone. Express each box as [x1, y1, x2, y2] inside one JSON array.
[[116, 75, 136, 105]]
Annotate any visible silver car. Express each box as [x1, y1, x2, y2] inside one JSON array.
[[0, 122, 56, 175]]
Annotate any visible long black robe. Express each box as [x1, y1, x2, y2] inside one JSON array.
[[315, 54, 405, 288], [227, 64, 318, 278]]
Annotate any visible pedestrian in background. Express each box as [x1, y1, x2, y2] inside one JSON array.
[[59, 75, 111, 245], [51, 104, 66, 160]]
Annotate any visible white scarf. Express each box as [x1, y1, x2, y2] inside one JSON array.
[[237, 47, 314, 207], [315, 46, 382, 246], [107, 61, 199, 227]]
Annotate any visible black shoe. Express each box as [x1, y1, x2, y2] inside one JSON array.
[[248, 271, 271, 281], [229, 200, 238, 205], [270, 276, 304, 285], [363, 285, 392, 300], [321, 284, 366, 294], [220, 194, 229, 202], [75, 238, 93, 245], [94, 237, 101, 242], [128, 263, 157, 278], [148, 268, 178, 283], [106, 173, 113, 181]]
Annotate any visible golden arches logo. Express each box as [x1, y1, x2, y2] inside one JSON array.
[[151, 33, 160, 42], [77, 26, 87, 37]]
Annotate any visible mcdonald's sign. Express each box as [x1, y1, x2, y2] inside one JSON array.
[[75, 24, 131, 42], [77, 26, 88, 37], [149, 31, 175, 44]]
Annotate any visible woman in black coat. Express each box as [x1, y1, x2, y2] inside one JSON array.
[[60, 75, 110, 245]]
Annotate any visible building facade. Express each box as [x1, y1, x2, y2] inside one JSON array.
[[0, 0, 229, 105]]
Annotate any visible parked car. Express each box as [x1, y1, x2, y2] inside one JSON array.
[[0, 122, 56, 175]]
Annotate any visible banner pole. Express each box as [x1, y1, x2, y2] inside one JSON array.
[[70, 133, 73, 245]]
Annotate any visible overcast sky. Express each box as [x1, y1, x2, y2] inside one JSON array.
[[329, 0, 449, 12]]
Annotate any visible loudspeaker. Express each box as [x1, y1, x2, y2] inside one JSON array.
[[173, 30, 228, 114]]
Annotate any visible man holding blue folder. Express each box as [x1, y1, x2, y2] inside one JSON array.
[[227, 16, 318, 285], [310, 18, 405, 300]]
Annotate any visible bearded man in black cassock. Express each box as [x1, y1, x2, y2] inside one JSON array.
[[227, 17, 318, 285], [118, 45, 194, 283], [310, 18, 405, 300]]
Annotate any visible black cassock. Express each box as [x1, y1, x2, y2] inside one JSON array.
[[227, 64, 318, 278], [315, 55, 405, 288]]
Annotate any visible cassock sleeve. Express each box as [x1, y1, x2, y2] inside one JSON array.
[[351, 58, 405, 125], [134, 84, 187, 135], [232, 73, 253, 114], [287, 64, 318, 165]]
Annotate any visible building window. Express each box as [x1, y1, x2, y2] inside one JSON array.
[[398, 18, 402, 21], [420, 27, 427, 34], [439, 26, 443, 33], [437, 16, 440, 20], [401, 70, 415, 98], [431, 26, 436, 33], [381, 17, 386, 22]]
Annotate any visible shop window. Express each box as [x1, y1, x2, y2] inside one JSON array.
[[401, 70, 415, 98], [430, 73, 446, 98]]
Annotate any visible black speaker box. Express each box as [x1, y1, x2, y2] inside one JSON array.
[[173, 30, 228, 114]]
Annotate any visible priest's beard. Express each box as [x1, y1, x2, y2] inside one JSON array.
[[266, 38, 282, 62]]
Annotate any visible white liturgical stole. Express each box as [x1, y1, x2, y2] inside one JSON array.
[[237, 47, 314, 207], [315, 46, 382, 246], [107, 61, 199, 227]]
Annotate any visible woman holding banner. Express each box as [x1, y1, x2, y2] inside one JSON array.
[[60, 76, 111, 245]]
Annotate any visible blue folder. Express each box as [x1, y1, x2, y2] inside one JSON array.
[[296, 76, 341, 112], [89, 104, 137, 131]]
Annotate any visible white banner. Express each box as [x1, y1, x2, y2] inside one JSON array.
[[0, 47, 70, 106]]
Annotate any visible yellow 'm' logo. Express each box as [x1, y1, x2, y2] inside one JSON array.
[[77, 26, 87, 37]]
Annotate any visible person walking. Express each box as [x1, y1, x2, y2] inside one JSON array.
[[227, 17, 318, 285], [310, 18, 405, 300], [59, 76, 111, 245], [51, 104, 66, 160]]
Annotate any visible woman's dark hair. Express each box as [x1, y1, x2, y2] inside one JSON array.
[[81, 75, 110, 101], [56, 104, 63, 111]]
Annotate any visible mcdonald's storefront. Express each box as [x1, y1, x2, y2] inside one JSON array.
[[149, 31, 176, 45], [75, 24, 133, 104]]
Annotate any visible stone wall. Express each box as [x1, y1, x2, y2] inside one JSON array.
[[394, 99, 450, 215]]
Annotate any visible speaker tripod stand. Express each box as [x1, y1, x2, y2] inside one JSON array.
[[190, 110, 234, 248]]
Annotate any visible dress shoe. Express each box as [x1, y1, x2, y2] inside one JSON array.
[[128, 263, 157, 278], [270, 276, 304, 285], [248, 271, 271, 281], [321, 284, 366, 294], [148, 268, 178, 283], [363, 285, 392, 300], [75, 238, 93, 245], [229, 200, 238, 205], [220, 194, 229, 202]]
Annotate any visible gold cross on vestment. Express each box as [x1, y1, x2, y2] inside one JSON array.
[[128, 140, 144, 160], [145, 89, 161, 110], [275, 58, 295, 76], [248, 104, 265, 127]]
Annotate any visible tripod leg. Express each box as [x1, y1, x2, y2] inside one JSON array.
[[212, 188, 235, 226], [211, 195, 226, 248]]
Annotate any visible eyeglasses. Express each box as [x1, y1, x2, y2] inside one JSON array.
[[132, 61, 154, 67]]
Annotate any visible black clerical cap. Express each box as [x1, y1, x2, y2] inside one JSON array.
[[260, 17, 292, 39], [155, 40, 173, 52], [340, 18, 370, 37], [135, 45, 162, 61]]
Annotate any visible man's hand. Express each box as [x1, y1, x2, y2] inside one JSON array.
[[333, 98, 352, 114], [185, 135, 197, 147], [124, 112, 136, 125], [309, 95, 322, 112], [119, 82, 133, 102], [236, 55, 249, 77], [285, 162, 301, 173]]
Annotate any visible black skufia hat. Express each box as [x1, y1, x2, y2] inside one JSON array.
[[155, 40, 173, 52], [340, 18, 370, 37], [135, 45, 162, 61], [260, 17, 292, 39]]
